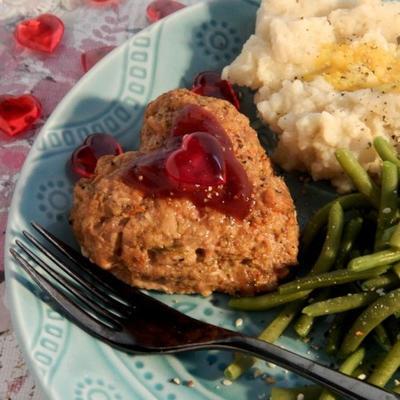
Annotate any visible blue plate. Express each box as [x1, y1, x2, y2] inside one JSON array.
[[5, 1, 338, 399]]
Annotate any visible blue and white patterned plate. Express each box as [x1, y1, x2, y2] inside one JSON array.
[[5, 1, 339, 399]]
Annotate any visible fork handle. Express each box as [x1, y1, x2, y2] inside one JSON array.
[[227, 336, 399, 400]]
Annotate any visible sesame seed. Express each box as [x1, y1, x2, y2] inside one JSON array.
[[358, 374, 367, 380], [297, 394, 305, 400], [355, 331, 364, 337], [222, 379, 233, 386], [235, 318, 243, 328], [382, 207, 392, 214], [171, 378, 181, 385]]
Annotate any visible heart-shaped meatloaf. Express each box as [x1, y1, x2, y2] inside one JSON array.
[[70, 89, 299, 296]]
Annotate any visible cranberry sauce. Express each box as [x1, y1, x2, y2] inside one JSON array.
[[122, 104, 253, 219]]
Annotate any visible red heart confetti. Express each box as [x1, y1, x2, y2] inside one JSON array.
[[71, 133, 123, 178], [14, 14, 65, 54], [88, 0, 120, 6], [166, 132, 226, 187], [192, 71, 240, 110], [146, 0, 186, 23], [81, 46, 116, 72], [0, 95, 42, 137]]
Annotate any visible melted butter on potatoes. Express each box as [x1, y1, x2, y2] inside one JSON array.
[[224, 0, 400, 192], [306, 42, 400, 93]]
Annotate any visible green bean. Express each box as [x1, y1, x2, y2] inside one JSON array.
[[318, 348, 365, 400], [335, 217, 363, 269], [228, 290, 309, 311], [375, 161, 398, 250], [231, 203, 344, 311], [224, 301, 303, 380], [223, 353, 254, 381], [271, 386, 322, 400], [258, 301, 304, 342], [361, 272, 399, 291], [310, 202, 344, 274], [368, 338, 400, 387], [335, 149, 380, 207], [340, 288, 400, 357], [294, 290, 331, 337], [278, 266, 387, 295], [374, 136, 400, 170], [339, 347, 366, 373], [348, 249, 400, 271], [294, 314, 315, 338], [302, 292, 379, 317], [373, 324, 392, 351], [390, 223, 400, 249], [302, 193, 369, 249], [326, 314, 347, 355]]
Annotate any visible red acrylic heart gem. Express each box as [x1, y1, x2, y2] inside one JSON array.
[[192, 71, 240, 110], [166, 132, 226, 187], [71, 133, 123, 178], [0, 95, 42, 137], [81, 46, 116, 73], [123, 105, 252, 220], [193, 71, 221, 87], [172, 104, 228, 143], [14, 14, 65, 53], [146, 0, 186, 23], [88, 0, 120, 6]]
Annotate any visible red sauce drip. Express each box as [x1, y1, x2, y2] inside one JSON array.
[[122, 104, 252, 220]]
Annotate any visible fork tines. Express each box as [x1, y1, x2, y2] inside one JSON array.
[[10, 223, 134, 333]]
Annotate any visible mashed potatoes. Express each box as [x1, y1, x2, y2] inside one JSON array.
[[223, 0, 400, 191]]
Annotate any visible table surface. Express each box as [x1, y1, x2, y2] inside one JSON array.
[[0, 1, 199, 398]]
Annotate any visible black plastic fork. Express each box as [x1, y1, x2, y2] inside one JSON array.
[[9, 223, 400, 400]]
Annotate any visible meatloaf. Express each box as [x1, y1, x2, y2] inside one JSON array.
[[70, 89, 299, 296]]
